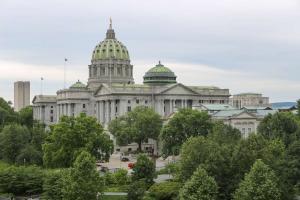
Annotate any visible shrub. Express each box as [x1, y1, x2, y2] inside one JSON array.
[[146, 181, 181, 200], [0, 165, 44, 195], [42, 169, 67, 200], [114, 169, 130, 185], [127, 179, 148, 200]]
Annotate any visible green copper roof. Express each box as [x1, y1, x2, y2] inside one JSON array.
[[70, 80, 86, 89], [143, 62, 177, 85], [91, 24, 130, 61], [147, 64, 173, 73], [92, 39, 130, 61]]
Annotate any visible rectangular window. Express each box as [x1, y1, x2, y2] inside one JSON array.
[[145, 100, 148, 104], [50, 116, 54, 122], [83, 104, 86, 109], [50, 110, 53, 114], [117, 67, 122, 76], [128, 100, 131, 104], [136, 99, 139, 104], [127, 106, 131, 112], [248, 128, 252, 133]]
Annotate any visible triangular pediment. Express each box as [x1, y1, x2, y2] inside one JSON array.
[[94, 84, 112, 96], [232, 111, 257, 119], [160, 83, 199, 95]]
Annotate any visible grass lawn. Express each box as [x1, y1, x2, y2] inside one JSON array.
[[101, 195, 127, 200]]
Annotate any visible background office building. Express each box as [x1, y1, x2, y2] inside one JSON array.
[[230, 93, 270, 109], [14, 81, 30, 111]]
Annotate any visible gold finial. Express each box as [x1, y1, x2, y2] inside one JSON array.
[[109, 17, 112, 29]]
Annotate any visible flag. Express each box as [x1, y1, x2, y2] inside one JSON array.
[[65, 58, 68, 62]]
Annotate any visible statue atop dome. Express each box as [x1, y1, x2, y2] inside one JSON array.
[[106, 18, 115, 39]]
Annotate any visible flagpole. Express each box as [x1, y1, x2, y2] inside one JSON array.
[[64, 58, 67, 89], [40, 77, 43, 95]]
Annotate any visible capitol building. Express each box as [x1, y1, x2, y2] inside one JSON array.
[[32, 21, 230, 151]]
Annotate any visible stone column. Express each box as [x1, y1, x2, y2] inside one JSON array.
[[99, 101, 103, 123], [105, 101, 110, 124], [111, 100, 116, 120], [172, 100, 175, 113], [169, 99, 172, 115], [95, 102, 99, 121]]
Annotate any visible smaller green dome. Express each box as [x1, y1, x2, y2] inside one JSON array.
[[143, 61, 177, 85], [70, 80, 86, 89]]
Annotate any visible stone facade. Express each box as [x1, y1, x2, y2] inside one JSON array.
[[212, 108, 276, 138], [32, 22, 231, 153]]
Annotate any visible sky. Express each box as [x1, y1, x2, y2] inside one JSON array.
[[0, 0, 300, 103]]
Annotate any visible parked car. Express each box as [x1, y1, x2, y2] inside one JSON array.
[[121, 156, 130, 162]]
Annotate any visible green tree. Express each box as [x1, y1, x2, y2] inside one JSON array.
[[230, 135, 287, 198], [15, 123, 47, 165], [178, 136, 233, 199], [234, 159, 281, 200], [284, 140, 300, 196], [0, 124, 30, 163], [42, 170, 66, 200], [43, 113, 113, 168], [127, 179, 148, 200], [258, 112, 299, 145], [114, 169, 130, 185], [207, 122, 241, 199], [132, 154, 156, 184], [207, 121, 241, 145], [178, 136, 224, 181], [108, 116, 133, 146], [19, 106, 33, 128], [145, 181, 181, 200], [109, 106, 162, 151], [0, 97, 18, 129], [31, 122, 47, 152], [160, 108, 213, 156], [62, 151, 103, 200], [179, 167, 218, 200], [0, 165, 44, 196], [16, 144, 43, 165]]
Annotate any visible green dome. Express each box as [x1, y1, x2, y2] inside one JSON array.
[[91, 39, 130, 61], [91, 23, 130, 61], [70, 80, 86, 89], [143, 62, 177, 85]]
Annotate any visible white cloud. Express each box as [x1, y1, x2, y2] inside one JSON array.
[[0, 59, 299, 102]]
